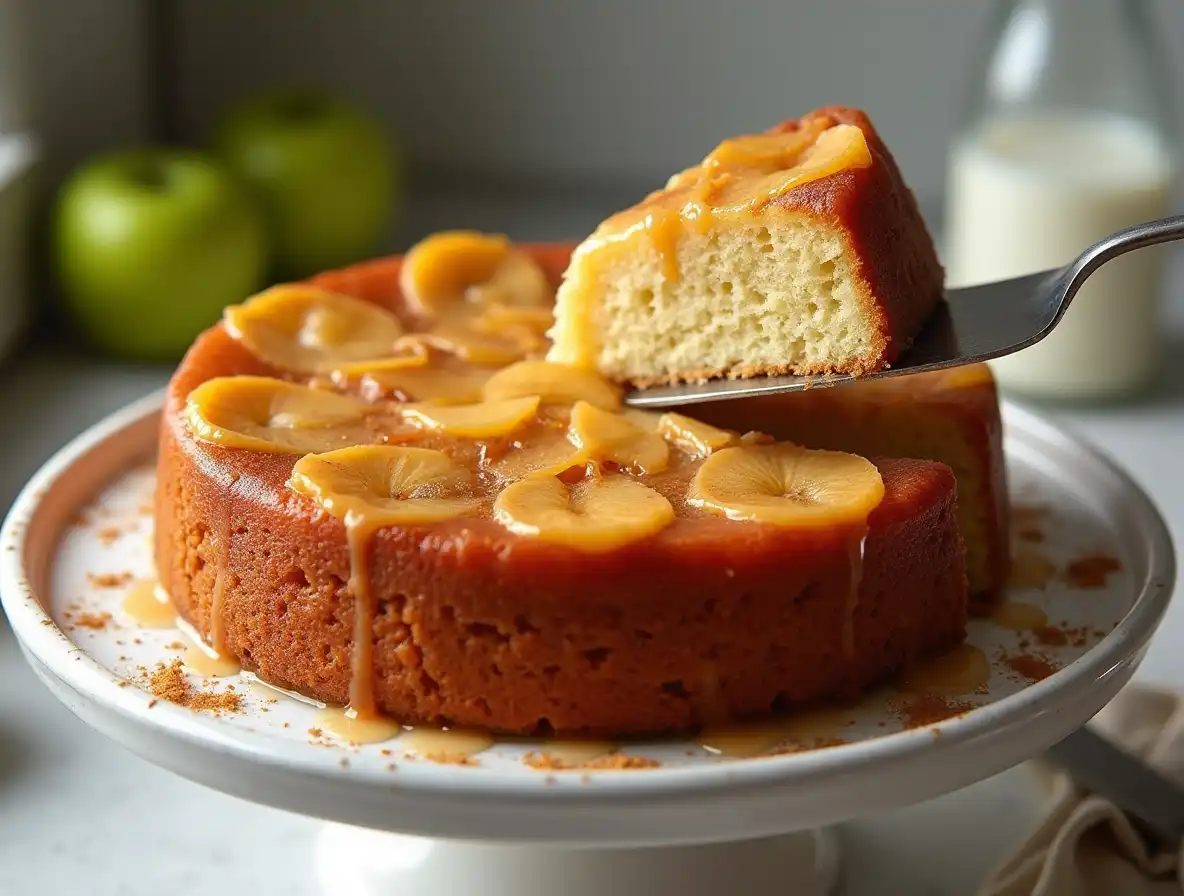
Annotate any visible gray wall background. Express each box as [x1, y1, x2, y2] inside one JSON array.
[[169, 0, 1184, 211], [16, 1, 1184, 215]]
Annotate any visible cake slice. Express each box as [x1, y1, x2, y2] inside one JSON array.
[[548, 106, 944, 385], [692, 363, 1009, 610]]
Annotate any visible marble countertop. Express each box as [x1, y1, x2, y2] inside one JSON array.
[[2, 220, 1183, 892]]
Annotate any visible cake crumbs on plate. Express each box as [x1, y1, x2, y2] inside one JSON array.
[[577, 754, 661, 771], [87, 571, 134, 588], [1032, 625, 1068, 647], [71, 611, 113, 630], [1004, 652, 1059, 683], [407, 752, 480, 767], [897, 695, 975, 729], [145, 659, 243, 714], [386, 763, 398, 772], [1063, 552, 1123, 589], [522, 751, 570, 771], [522, 750, 660, 772], [97, 526, 122, 545]]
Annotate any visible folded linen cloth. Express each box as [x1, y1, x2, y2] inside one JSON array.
[[981, 686, 1184, 896]]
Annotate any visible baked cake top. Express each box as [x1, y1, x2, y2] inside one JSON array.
[[182, 230, 889, 555]]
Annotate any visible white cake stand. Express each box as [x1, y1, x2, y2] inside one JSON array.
[[1, 393, 1174, 896]]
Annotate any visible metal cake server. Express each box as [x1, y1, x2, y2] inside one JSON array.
[[1047, 725, 1184, 847], [625, 215, 1184, 408]]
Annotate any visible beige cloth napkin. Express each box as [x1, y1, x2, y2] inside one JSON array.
[[980, 686, 1184, 896]]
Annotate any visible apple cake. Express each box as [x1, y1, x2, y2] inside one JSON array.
[[547, 106, 944, 385], [155, 235, 968, 736]]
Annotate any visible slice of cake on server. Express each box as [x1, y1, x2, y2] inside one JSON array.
[[548, 106, 944, 385]]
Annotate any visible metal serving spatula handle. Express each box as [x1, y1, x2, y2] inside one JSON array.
[[1041, 214, 1184, 339], [626, 214, 1184, 409]]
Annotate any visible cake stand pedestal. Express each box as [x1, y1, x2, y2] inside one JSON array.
[[314, 826, 840, 896], [1, 394, 1174, 896]]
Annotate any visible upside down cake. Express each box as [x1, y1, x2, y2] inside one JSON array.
[[157, 234, 967, 736], [155, 106, 984, 736]]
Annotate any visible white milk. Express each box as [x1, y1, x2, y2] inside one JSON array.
[[944, 114, 1175, 399]]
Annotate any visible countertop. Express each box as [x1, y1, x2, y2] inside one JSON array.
[[2, 208, 1184, 893]]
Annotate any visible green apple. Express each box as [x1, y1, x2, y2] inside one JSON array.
[[214, 91, 397, 280], [53, 149, 269, 360]]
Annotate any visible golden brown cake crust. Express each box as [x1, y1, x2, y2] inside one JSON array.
[[156, 245, 968, 737], [763, 106, 946, 375]]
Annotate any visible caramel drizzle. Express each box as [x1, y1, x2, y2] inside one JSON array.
[[399, 726, 494, 761], [345, 518, 378, 718], [625, 122, 870, 282], [841, 525, 868, 660], [121, 579, 177, 629], [899, 644, 990, 697], [314, 705, 400, 745], [990, 599, 1048, 631]]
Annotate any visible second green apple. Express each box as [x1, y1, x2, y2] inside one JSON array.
[[215, 91, 397, 280]]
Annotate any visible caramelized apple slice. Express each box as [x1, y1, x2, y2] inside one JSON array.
[[483, 361, 621, 410], [331, 343, 430, 376], [400, 231, 552, 320], [225, 285, 404, 374], [185, 376, 383, 454], [570, 401, 669, 474], [362, 365, 496, 405], [290, 445, 480, 526], [621, 409, 738, 457], [491, 428, 587, 481], [689, 443, 884, 527], [402, 396, 540, 439], [397, 324, 525, 367], [494, 475, 674, 550], [657, 413, 739, 456]]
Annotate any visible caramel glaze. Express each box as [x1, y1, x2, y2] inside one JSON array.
[[155, 244, 968, 737], [345, 523, 378, 716], [990, 599, 1047, 631], [899, 644, 990, 697], [122, 579, 177, 628]]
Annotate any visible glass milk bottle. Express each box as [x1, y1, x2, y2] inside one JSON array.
[[944, 0, 1178, 400]]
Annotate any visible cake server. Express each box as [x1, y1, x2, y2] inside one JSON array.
[[1046, 725, 1184, 847], [625, 214, 1184, 408]]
